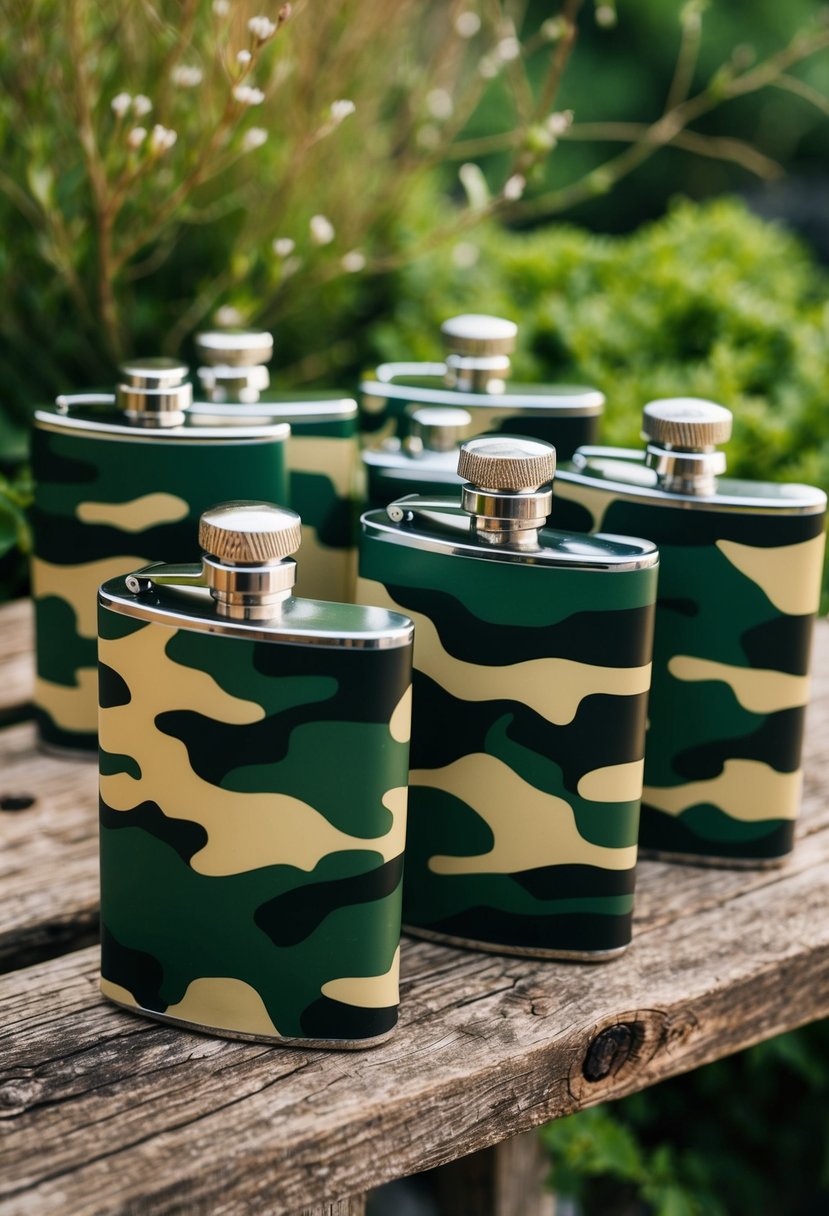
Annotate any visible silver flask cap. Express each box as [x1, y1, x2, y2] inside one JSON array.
[[458, 434, 555, 546], [642, 397, 732, 495], [116, 357, 192, 427], [195, 329, 274, 403], [441, 314, 517, 394]]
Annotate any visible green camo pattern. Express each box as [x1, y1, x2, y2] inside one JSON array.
[[281, 415, 360, 603], [357, 524, 657, 957], [554, 473, 826, 862], [97, 598, 412, 1044], [31, 423, 288, 751]]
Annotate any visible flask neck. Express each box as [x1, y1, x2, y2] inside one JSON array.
[[645, 443, 727, 496]]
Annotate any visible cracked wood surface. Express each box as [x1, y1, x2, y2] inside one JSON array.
[[0, 600, 33, 722], [1, 602, 829, 1214]]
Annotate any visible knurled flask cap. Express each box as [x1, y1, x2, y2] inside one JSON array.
[[458, 434, 556, 491], [642, 398, 733, 449], [199, 501, 302, 565], [441, 314, 518, 357], [195, 329, 274, 367]]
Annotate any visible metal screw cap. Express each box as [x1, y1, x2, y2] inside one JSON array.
[[119, 357, 189, 389], [408, 406, 472, 452], [199, 501, 302, 565], [643, 398, 733, 449], [195, 329, 274, 367], [458, 435, 556, 491], [441, 314, 518, 357]]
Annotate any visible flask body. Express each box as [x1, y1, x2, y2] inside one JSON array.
[[357, 503, 658, 958], [195, 392, 360, 602], [555, 452, 827, 864], [98, 577, 413, 1046], [361, 370, 603, 459], [31, 408, 288, 751]]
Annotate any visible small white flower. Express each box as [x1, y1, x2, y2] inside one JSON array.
[[341, 250, 366, 273], [596, 5, 617, 29], [242, 126, 268, 151], [236, 49, 252, 65], [416, 123, 441, 150], [496, 36, 521, 61], [171, 65, 203, 88], [281, 255, 301, 279], [215, 304, 245, 327], [451, 241, 479, 269], [503, 174, 525, 201], [329, 99, 356, 125], [150, 124, 177, 153], [212, 0, 231, 15], [127, 126, 147, 149], [541, 17, 565, 41], [309, 214, 335, 245], [248, 15, 277, 42], [133, 94, 152, 117], [426, 88, 453, 120], [478, 55, 499, 79], [546, 110, 573, 137], [272, 237, 296, 258], [233, 84, 265, 106], [111, 92, 132, 117], [455, 11, 481, 39]]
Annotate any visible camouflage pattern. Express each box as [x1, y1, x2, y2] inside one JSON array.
[[360, 375, 602, 459], [554, 464, 827, 863], [31, 417, 288, 752], [357, 512, 658, 958], [98, 582, 412, 1045], [194, 393, 361, 603]]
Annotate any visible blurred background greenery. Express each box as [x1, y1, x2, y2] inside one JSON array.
[[2, 3, 829, 1211]]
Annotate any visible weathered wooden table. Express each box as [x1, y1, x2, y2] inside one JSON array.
[[2, 598, 829, 1216]]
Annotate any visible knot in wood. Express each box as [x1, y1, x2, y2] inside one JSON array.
[[583, 1023, 635, 1082]]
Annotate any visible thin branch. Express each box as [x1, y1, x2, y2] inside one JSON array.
[[665, 7, 704, 111], [772, 72, 829, 117]]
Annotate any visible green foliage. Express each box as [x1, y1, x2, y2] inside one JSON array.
[[540, 1020, 829, 1215]]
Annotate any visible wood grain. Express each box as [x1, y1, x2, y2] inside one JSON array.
[[2, 812, 829, 1215], [0, 723, 98, 972], [0, 600, 33, 720]]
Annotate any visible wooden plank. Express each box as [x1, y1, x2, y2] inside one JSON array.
[[0, 600, 33, 722], [0, 723, 98, 972], [2, 621, 828, 975], [2, 813, 829, 1216]]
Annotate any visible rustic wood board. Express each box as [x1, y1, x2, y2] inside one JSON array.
[[0, 600, 33, 721], [2, 834, 829, 1216]]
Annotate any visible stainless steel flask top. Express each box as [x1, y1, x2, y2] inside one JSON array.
[[441, 314, 517, 393], [457, 435, 555, 547], [563, 397, 826, 516], [642, 398, 732, 497], [126, 501, 301, 621], [362, 314, 604, 421], [406, 406, 472, 455], [194, 329, 274, 404]]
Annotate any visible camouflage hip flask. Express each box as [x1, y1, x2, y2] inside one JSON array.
[[193, 328, 361, 602], [554, 398, 827, 866], [98, 502, 413, 1047], [360, 313, 604, 458], [358, 436, 658, 959], [31, 358, 289, 752]]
